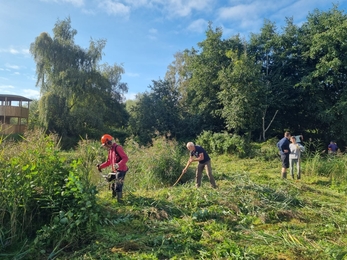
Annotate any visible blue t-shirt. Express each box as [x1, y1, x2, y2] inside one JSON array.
[[277, 137, 290, 155], [190, 145, 210, 164], [328, 143, 338, 152]]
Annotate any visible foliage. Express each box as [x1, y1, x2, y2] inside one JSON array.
[[27, 6, 347, 147], [295, 6, 347, 142], [253, 137, 280, 161], [30, 17, 128, 140], [196, 130, 250, 158], [124, 137, 191, 190], [218, 50, 265, 136], [186, 26, 244, 133], [2, 131, 347, 259], [128, 80, 182, 145], [0, 130, 100, 259], [161, 5, 347, 145], [64, 152, 347, 259]]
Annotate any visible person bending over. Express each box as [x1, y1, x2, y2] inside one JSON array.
[[182, 142, 217, 188]]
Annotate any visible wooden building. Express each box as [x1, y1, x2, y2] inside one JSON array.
[[0, 94, 32, 134]]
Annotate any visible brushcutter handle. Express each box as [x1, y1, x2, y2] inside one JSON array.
[[100, 172, 117, 178], [96, 164, 102, 172]]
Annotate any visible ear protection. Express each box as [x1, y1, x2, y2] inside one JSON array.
[[107, 140, 112, 145]]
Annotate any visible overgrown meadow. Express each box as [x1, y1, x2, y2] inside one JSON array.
[[1, 130, 347, 259]]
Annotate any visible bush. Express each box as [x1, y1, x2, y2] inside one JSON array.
[[125, 137, 191, 190], [254, 137, 280, 161], [196, 131, 250, 158], [0, 130, 100, 259]]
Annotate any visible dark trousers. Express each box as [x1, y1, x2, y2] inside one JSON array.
[[108, 170, 127, 192]]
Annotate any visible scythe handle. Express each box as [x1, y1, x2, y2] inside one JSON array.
[[172, 171, 186, 186]]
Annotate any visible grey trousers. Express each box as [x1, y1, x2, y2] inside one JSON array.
[[196, 160, 217, 188], [289, 158, 301, 178]]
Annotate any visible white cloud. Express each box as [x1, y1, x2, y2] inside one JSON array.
[[187, 19, 208, 33], [0, 47, 29, 55], [98, 0, 131, 17], [0, 48, 17, 54], [269, 0, 330, 26], [149, 28, 158, 34], [0, 86, 39, 99], [23, 89, 40, 100], [215, 1, 290, 35], [64, 0, 84, 6], [215, 0, 333, 35], [159, 0, 214, 18], [124, 92, 137, 100], [40, 0, 84, 7], [0, 85, 15, 94], [124, 0, 152, 8], [126, 72, 140, 77], [22, 48, 30, 54], [82, 8, 96, 15], [5, 64, 20, 70], [218, 3, 263, 22], [148, 28, 158, 40], [95, 0, 214, 19], [0, 85, 14, 90]]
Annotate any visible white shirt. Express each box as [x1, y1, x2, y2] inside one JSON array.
[[289, 143, 305, 159]]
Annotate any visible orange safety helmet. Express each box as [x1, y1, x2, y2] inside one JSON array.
[[101, 134, 113, 146]]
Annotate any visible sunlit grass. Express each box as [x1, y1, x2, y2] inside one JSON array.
[[1, 133, 347, 259]]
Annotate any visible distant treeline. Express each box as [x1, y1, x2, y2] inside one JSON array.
[[29, 5, 347, 149]]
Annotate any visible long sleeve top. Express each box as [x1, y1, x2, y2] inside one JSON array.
[[99, 143, 128, 172], [289, 143, 305, 160]]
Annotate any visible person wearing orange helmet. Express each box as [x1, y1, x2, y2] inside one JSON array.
[[97, 134, 129, 201]]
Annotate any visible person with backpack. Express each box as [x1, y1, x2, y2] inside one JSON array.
[[97, 134, 128, 202]]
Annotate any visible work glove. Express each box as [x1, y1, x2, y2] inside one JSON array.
[[96, 164, 102, 172]]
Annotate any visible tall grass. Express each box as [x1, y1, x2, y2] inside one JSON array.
[[124, 137, 192, 191], [304, 153, 347, 191], [0, 130, 101, 259], [2, 131, 347, 259]]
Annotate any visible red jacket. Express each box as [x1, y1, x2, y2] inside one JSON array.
[[99, 143, 128, 172]]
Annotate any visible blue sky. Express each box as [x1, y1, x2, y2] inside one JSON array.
[[0, 0, 345, 101]]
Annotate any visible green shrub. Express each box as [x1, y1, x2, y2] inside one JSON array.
[[254, 137, 279, 161], [196, 130, 250, 158], [0, 130, 100, 259], [124, 137, 191, 190]]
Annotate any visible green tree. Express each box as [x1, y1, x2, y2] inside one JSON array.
[[129, 80, 181, 144], [128, 79, 182, 145], [28, 99, 41, 130], [247, 19, 303, 139], [218, 51, 265, 139], [30, 17, 128, 141], [183, 24, 243, 134], [298, 5, 347, 141]]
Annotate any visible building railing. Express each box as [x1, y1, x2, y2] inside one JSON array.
[[0, 106, 29, 118], [0, 124, 28, 135]]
